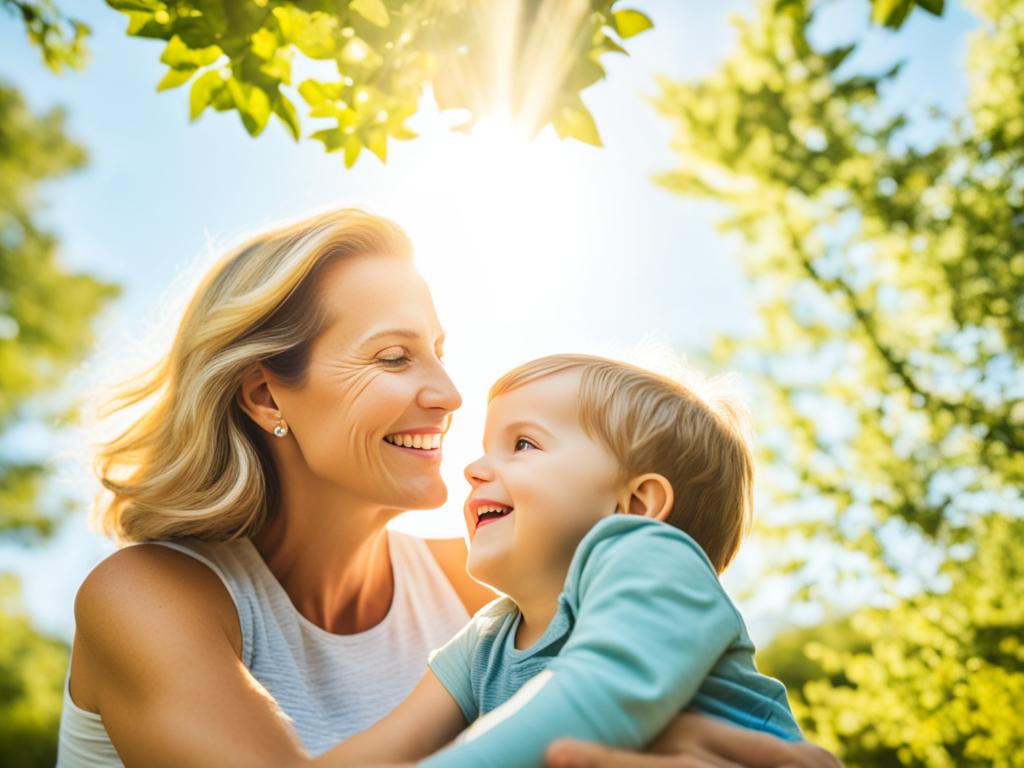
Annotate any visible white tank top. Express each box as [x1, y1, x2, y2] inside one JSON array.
[[57, 530, 471, 767]]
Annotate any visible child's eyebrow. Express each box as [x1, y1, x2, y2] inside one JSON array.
[[503, 420, 554, 440]]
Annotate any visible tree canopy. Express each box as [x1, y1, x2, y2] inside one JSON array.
[[100, 0, 946, 167], [1, 9, 117, 764], [656, 0, 1022, 763], [104, 0, 654, 165]]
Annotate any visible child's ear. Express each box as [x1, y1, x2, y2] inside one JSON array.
[[616, 474, 674, 522]]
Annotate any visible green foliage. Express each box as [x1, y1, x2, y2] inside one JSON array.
[[657, 0, 1022, 763], [656, 0, 1022, 571], [0, 84, 120, 539], [104, 0, 654, 166], [1, 0, 89, 71], [760, 516, 1024, 766], [0, 575, 68, 768], [869, 0, 945, 28], [0, 81, 116, 765]]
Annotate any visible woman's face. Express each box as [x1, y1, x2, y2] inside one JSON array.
[[269, 254, 461, 510]]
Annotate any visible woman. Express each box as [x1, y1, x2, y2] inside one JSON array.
[[58, 209, 839, 767]]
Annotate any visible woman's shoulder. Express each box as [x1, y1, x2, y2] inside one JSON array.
[[74, 543, 243, 683], [69, 543, 243, 715]]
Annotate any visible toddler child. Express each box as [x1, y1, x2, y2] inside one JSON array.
[[322, 354, 800, 768]]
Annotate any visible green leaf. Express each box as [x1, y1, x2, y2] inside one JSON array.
[[298, 79, 344, 106], [916, 0, 945, 15], [274, 95, 301, 141], [311, 128, 345, 152], [391, 124, 418, 141], [824, 44, 856, 72], [159, 35, 220, 70], [250, 28, 278, 60], [227, 79, 272, 136], [611, 9, 653, 39], [350, 0, 390, 28], [273, 7, 338, 59], [189, 69, 225, 119], [367, 128, 387, 162], [871, 0, 914, 28], [343, 134, 363, 168], [106, 0, 164, 11], [552, 101, 602, 146], [156, 66, 195, 91], [595, 34, 628, 57], [210, 84, 234, 111]]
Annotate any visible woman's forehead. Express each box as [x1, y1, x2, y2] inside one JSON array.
[[317, 255, 441, 336]]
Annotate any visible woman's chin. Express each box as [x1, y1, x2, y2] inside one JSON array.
[[397, 481, 448, 510]]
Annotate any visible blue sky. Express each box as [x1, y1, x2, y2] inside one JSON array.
[[0, 0, 977, 642]]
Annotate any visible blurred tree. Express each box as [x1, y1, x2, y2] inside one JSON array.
[[0, 84, 118, 539], [656, 0, 1023, 764], [0, 575, 70, 768], [0, 0, 89, 71], [1, 8, 117, 765]]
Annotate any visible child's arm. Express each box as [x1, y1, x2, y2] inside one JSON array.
[[310, 669, 466, 768], [419, 521, 743, 768]]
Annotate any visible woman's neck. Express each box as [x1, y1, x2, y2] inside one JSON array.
[[250, 475, 402, 635]]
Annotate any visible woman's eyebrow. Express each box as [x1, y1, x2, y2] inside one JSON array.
[[362, 328, 446, 346]]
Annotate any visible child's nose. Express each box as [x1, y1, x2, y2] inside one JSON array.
[[463, 455, 492, 484]]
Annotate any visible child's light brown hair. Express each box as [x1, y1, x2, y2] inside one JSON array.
[[489, 354, 754, 573]]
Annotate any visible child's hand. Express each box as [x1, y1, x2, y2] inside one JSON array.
[[544, 711, 842, 768]]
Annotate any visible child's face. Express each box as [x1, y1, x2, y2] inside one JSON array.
[[462, 370, 623, 597]]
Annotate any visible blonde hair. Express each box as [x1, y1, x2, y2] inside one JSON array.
[[93, 209, 412, 543], [489, 354, 754, 573]]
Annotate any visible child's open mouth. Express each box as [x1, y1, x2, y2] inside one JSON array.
[[475, 504, 513, 530]]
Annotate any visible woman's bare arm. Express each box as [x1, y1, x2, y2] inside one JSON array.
[[311, 670, 466, 767], [72, 545, 312, 768]]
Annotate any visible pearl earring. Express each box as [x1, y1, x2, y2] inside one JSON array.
[[273, 421, 288, 438]]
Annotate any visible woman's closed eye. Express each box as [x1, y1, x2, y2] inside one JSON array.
[[377, 347, 411, 366], [514, 437, 537, 452]]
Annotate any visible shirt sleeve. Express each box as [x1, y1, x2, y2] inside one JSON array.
[[418, 523, 742, 768], [427, 612, 485, 724]]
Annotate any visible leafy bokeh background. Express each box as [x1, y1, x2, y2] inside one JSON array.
[[0, 1, 1020, 765]]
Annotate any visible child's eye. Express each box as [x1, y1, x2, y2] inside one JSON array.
[[514, 437, 536, 452]]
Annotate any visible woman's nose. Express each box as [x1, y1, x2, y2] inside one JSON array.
[[464, 455, 492, 485], [419, 361, 462, 413]]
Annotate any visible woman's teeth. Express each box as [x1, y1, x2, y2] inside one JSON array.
[[384, 433, 442, 450]]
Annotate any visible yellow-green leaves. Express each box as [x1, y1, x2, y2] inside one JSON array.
[[272, 6, 338, 60], [10, 0, 91, 73], [189, 70, 224, 119], [350, 0, 390, 28], [105, 0, 655, 166], [552, 99, 602, 147], [155, 35, 221, 92], [657, 0, 1021, 762], [871, 0, 945, 28], [227, 78, 271, 136], [612, 8, 653, 39]]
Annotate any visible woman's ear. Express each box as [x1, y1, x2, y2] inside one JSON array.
[[616, 473, 674, 522], [236, 365, 282, 435]]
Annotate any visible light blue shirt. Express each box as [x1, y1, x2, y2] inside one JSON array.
[[423, 515, 800, 767]]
